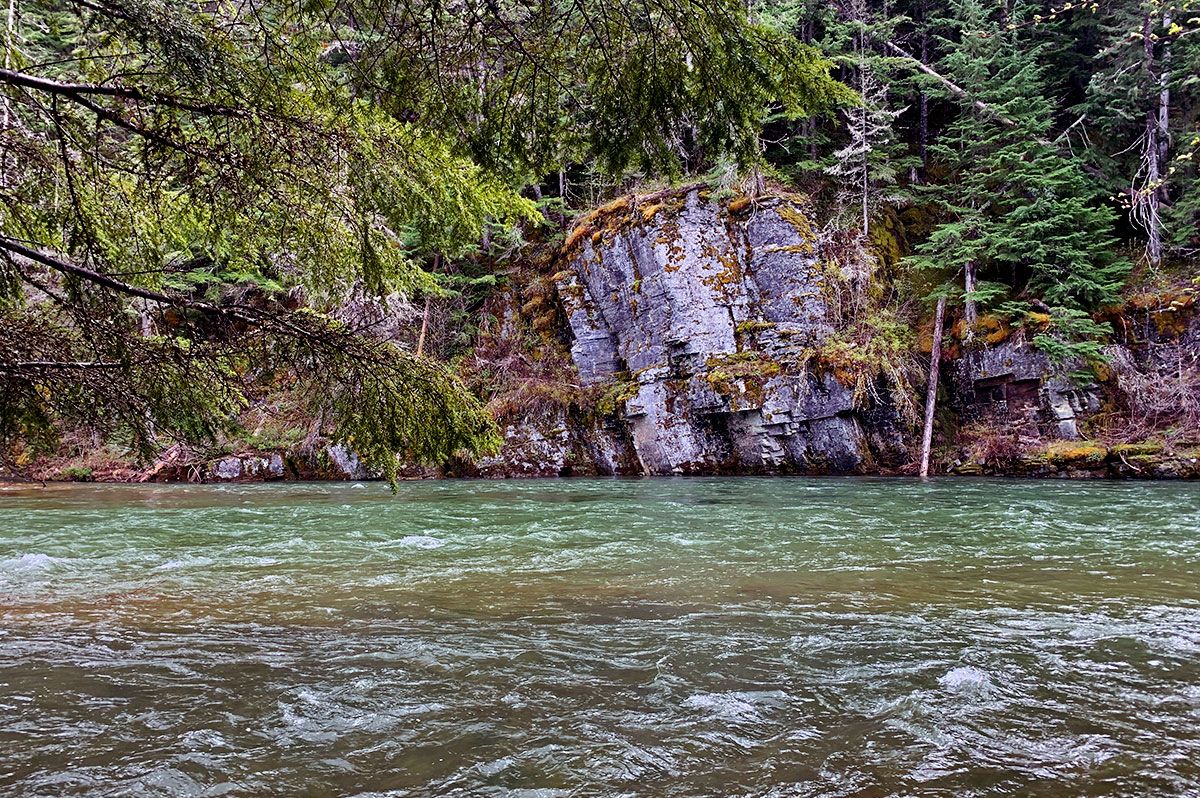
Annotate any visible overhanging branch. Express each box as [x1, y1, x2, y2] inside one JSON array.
[[0, 236, 247, 321], [885, 41, 1112, 184], [0, 67, 242, 116]]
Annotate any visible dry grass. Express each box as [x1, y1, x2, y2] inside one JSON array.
[[1101, 344, 1200, 446]]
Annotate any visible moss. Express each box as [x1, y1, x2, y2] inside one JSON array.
[[1026, 311, 1052, 328], [980, 315, 1013, 345], [587, 373, 639, 417], [727, 196, 754, 215], [866, 206, 907, 270], [776, 243, 815, 255], [561, 195, 643, 254], [1045, 443, 1108, 466], [641, 202, 664, 222], [563, 223, 594, 252], [735, 320, 776, 334], [776, 205, 816, 242], [597, 196, 630, 216], [702, 352, 782, 407]]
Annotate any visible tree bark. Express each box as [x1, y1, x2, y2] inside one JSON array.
[[1157, 11, 1172, 207], [1141, 12, 1164, 267], [963, 260, 977, 337], [861, 99, 869, 235], [2, 0, 14, 132], [919, 294, 947, 478], [415, 253, 440, 358], [558, 170, 567, 229]]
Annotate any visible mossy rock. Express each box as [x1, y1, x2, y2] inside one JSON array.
[[1045, 444, 1108, 467]]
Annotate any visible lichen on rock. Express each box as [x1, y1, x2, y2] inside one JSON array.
[[555, 189, 893, 475]]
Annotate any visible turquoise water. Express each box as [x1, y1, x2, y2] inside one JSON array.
[[1, 478, 1198, 797]]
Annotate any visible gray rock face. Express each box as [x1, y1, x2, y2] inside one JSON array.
[[951, 339, 1101, 440], [558, 191, 883, 475], [477, 416, 574, 477], [475, 408, 641, 478], [209, 453, 285, 481], [325, 443, 372, 480]]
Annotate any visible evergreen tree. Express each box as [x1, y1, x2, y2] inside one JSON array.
[[0, 0, 849, 479], [823, 0, 910, 234], [908, 0, 1129, 316]]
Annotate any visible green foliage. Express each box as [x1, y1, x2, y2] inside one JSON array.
[[1000, 303, 1114, 380], [904, 0, 1130, 311], [60, 466, 94, 481], [0, 0, 854, 480]]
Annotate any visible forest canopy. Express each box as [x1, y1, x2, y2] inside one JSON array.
[[1, 0, 1197, 480], [0, 0, 846, 480]]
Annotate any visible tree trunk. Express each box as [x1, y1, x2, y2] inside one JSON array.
[[1157, 11, 1172, 207], [416, 253, 440, 358], [750, 165, 765, 198], [919, 294, 947, 478], [1, 0, 14, 135], [558, 170, 567, 229], [1142, 13, 1163, 266], [857, 26, 869, 236], [861, 98, 869, 235], [963, 260, 977, 337], [416, 297, 432, 358]]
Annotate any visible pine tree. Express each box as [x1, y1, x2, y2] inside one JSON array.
[[0, 0, 851, 479], [908, 0, 1128, 316], [821, 0, 912, 234]]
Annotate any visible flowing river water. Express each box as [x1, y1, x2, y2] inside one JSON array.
[[1, 478, 1198, 797]]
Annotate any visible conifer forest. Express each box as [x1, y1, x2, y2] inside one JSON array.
[[1, 0, 1198, 479]]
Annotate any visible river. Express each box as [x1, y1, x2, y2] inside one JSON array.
[[1, 478, 1198, 796]]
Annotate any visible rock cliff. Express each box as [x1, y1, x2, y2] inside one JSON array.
[[473, 188, 1197, 479], [40, 189, 1193, 484], [552, 190, 898, 474]]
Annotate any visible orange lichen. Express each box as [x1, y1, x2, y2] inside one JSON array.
[[563, 223, 594, 252]]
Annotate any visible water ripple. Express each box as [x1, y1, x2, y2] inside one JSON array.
[[0, 477, 1198, 796]]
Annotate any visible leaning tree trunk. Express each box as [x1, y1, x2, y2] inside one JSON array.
[[415, 253, 440, 358], [919, 294, 948, 478]]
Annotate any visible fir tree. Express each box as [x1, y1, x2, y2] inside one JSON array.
[[908, 0, 1129, 316], [823, 0, 909, 234]]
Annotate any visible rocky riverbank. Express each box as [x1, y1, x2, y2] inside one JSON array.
[[19, 188, 1199, 484], [460, 188, 1199, 480]]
